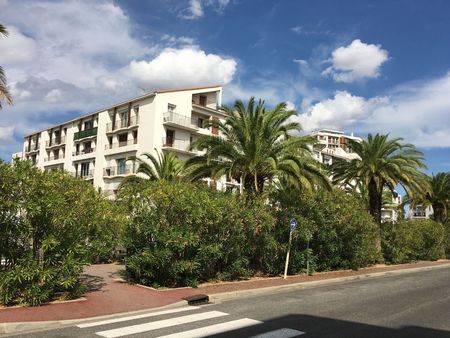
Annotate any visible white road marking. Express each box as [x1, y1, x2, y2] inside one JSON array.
[[155, 318, 262, 338], [95, 311, 228, 338], [77, 306, 199, 328], [249, 328, 306, 337]]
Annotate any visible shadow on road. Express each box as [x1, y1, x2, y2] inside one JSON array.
[[210, 314, 450, 338]]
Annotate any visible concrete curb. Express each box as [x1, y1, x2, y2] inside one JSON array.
[[0, 300, 188, 336], [208, 262, 450, 303]]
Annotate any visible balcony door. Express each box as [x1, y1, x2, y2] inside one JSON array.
[[166, 130, 174, 146], [80, 162, 90, 177], [117, 158, 126, 175]]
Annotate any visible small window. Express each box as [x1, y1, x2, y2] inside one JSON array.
[[168, 104, 176, 113], [199, 95, 207, 106], [133, 105, 139, 115]]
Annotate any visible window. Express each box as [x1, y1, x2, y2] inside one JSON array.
[[211, 117, 219, 135], [132, 130, 138, 143], [199, 95, 207, 106], [117, 158, 126, 175], [118, 133, 128, 146], [84, 120, 93, 130], [80, 162, 90, 177], [83, 141, 92, 153], [197, 117, 205, 128], [133, 105, 139, 115], [119, 110, 128, 128], [165, 130, 174, 146], [168, 104, 176, 113]]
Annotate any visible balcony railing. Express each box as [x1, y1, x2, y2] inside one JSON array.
[[45, 136, 66, 148], [105, 139, 138, 150], [44, 154, 65, 162], [73, 147, 96, 156], [25, 143, 40, 153], [71, 169, 94, 179], [103, 165, 136, 177], [74, 127, 98, 141], [106, 115, 139, 132], [163, 112, 199, 130], [162, 137, 196, 153]]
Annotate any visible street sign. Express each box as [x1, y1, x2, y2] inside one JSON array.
[[289, 218, 297, 231]]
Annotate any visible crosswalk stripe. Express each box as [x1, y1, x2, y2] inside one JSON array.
[[95, 311, 229, 338], [155, 318, 262, 338], [249, 328, 306, 337], [77, 306, 199, 328]]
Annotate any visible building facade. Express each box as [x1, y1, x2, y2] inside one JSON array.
[[16, 85, 232, 196]]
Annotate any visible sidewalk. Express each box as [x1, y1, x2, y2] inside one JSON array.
[[1, 260, 450, 323]]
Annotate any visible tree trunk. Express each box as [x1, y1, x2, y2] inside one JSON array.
[[368, 178, 383, 256]]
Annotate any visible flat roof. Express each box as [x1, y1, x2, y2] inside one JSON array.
[[24, 85, 222, 137]]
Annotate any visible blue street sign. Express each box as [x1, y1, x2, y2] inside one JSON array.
[[290, 218, 297, 231]]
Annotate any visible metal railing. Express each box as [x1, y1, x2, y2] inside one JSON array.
[[44, 154, 65, 162], [71, 169, 94, 179], [105, 139, 137, 150], [74, 127, 98, 141], [73, 147, 96, 156], [162, 137, 196, 152], [103, 165, 136, 177], [45, 136, 66, 147], [163, 112, 199, 129], [106, 115, 139, 132], [25, 143, 40, 152]]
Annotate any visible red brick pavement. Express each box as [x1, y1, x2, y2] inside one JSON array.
[[1, 260, 449, 323]]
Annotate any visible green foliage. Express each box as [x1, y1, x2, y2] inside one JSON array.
[[0, 160, 122, 306], [381, 219, 446, 264], [271, 188, 380, 272], [120, 180, 275, 287], [185, 97, 330, 195], [128, 149, 184, 181], [445, 221, 450, 259]]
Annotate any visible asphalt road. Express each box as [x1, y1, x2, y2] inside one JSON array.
[[10, 266, 450, 338]]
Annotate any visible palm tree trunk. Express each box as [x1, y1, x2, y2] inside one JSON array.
[[368, 178, 383, 255]]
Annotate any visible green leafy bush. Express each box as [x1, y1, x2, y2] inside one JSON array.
[[120, 180, 274, 287], [0, 160, 122, 306], [270, 188, 380, 273], [382, 219, 446, 263]]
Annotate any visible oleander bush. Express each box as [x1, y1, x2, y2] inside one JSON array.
[[0, 160, 123, 306], [381, 219, 446, 264], [119, 180, 275, 287], [270, 187, 381, 274]]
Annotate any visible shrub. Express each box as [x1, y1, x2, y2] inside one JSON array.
[[271, 188, 380, 273], [120, 180, 275, 287], [382, 219, 446, 264], [0, 160, 122, 306]]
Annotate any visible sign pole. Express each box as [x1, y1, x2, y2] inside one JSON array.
[[284, 229, 293, 279], [306, 239, 310, 275], [284, 218, 297, 279]]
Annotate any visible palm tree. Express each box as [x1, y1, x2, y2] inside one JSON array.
[[407, 172, 450, 223], [331, 133, 428, 227], [186, 97, 330, 195], [129, 149, 183, 181], [0, 24, 13, 109]]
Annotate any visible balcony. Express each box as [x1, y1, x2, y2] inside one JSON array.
[[106, 116, 139, 133], [44, 154, 65, 162], [163, 112, 199, 131], [103, 165, 136, 177], [73, 147, 96, 156], [162, 137, 197, 155], [74, 127, 97, 141], [105, 139, 138, 150], [25, 143, 40, 153], [45, 136, 66, 148], [71, 169, 94, 180]]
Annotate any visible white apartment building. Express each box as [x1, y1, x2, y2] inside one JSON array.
[[409, 205, 433, 219], [16, 85, 233, 196], [310, 129, 362, 165]]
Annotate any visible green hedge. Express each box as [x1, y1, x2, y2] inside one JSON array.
[[271, 188, 380, 273], [120, 181, 275, 287], [0, 160, 123, 306], [381, 219, 446, 264]]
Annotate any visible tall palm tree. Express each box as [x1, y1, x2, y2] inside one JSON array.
[[331, 133, 428, 227], [186, 97, 330, 195], [407, 172, 450, 223], [0, 24, 13, 109], [129, 149, 183, 181]]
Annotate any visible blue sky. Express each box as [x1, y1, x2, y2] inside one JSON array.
[[0, 0, 449, 173]]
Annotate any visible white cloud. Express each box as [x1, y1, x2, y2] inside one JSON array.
[[297, 72, 450, 148], [0, 26, 37, 66], [126, 48, 237, 89], [180, 0, 231, 20], [323, 39, 389, 82], [285, 101, 296, 111], [0, 126, 14, 143]]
